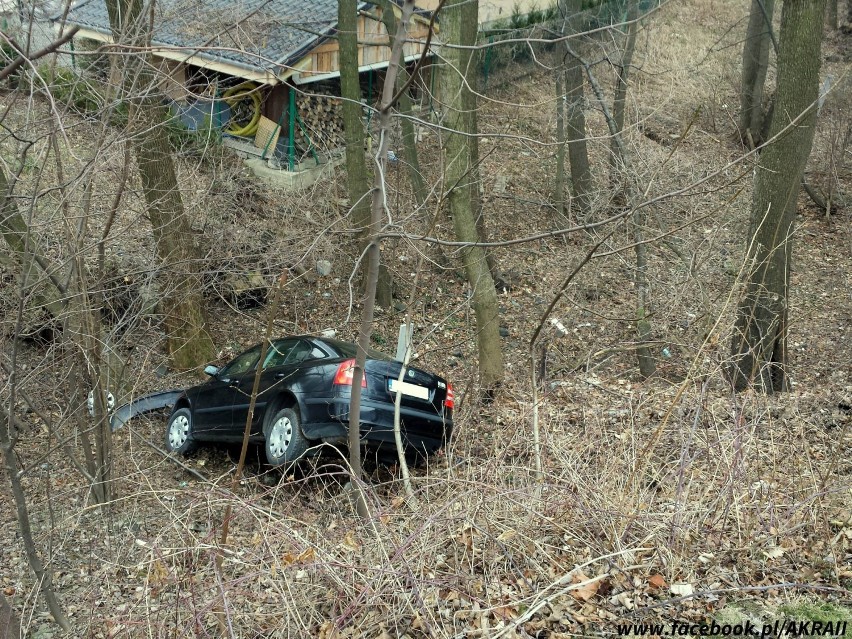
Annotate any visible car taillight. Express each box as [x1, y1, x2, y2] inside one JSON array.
[[333, 359, 367, 388], [443, 383, 454, 409]]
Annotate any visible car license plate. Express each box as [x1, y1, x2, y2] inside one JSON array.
[[388, 379, 429, 400]]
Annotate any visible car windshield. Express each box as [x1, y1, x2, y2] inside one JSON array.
[[219, 345, 262, 378]]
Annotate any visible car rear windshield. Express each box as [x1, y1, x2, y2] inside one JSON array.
[[323, 338, 392, 361]]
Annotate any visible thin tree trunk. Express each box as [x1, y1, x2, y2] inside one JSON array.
[[60, 166, 113, 504], [104, 0, 214, 371], [0, 165, 67, 319], [349, 0, 418, 518], [379, 6, 428, 207], [610, 0, 653, 378], [441, 0, 504, 392], [340, 0, 393, 308], [564, 49, 593, 216], [0, 414, 71, 631], [611, 0, 638, 177], [729, 0, 826, 392], [397, 68, 429, 207], [554, 70, 567, 220], [557, 0, 593, 218], [2, 302, 70, 634], [462, 8, 499, 281], [568, 44, 656, 378], [2, 189, 71, 622], [0, 592, 21, 639], [739, 0, 776, 148], [825, 0, 837, 29], [340, 0, 371, 238]]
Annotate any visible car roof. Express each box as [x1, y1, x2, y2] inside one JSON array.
[[306, 336, 391, 361]]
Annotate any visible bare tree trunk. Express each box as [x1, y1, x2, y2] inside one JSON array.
[[568, 44, 656, 378], [611, 0, 638, 178], [0, 592, 21, 639], [461, 12, 499, 281], [440, 0, 504, 392], [739, 0, 776, 148], [729, 0, 826, 392], [554, 70, 567, 220], [564, 48, 593, 217], [348, 0, 418, 518], [0, 165, 67, 320], [467, 52, 500, 282], [104, 0, 214, 371], [61, 172, 113, 504], [1, 161, 72, 588], [609, 0, 653, 378], [2, 369, 70, 632], [340, 0, 393, 308], [825, 0, 837, 29], [379, 7, 428, 207]]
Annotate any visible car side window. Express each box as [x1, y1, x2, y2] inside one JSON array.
[[219, 345, 261, 378], [264, 339, 300, 369], [285, 340, 327, 365]]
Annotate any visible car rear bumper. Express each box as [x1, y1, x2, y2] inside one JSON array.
[[301, 398, 453, 453]]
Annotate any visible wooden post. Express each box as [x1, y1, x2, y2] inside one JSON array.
[[288, 84, 296, 171]]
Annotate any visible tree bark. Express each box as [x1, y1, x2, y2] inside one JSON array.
[[440, 0, 504, 392], [611, 0, 638, 177], [739, 0, 776, 148], [1, 408, 70, 631], [0, 165, 67, 320], [348, 0, 417, 517], [339, 0, 393, 308], [562, 2, 593, 218], [104, 0, 214, 371], [825, 0, 837, 29], [0, 592, 21, 639], [568, 44, 656, 378], [379, 6, 428, 208], [554, 70, 567, 220], [729, 0, 826, 392]]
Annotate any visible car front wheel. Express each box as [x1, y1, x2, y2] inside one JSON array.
[[264, 407, 309, 466], [165, 408, 197, 455]]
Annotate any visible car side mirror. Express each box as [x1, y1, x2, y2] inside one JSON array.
[[203, 364, 220, 377]]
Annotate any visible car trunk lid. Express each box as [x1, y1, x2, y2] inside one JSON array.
[[364, 360, 450, 414]]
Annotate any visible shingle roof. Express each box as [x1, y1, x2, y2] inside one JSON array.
[[62, 0, 357, 75]]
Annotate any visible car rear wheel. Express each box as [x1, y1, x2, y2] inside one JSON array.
[[165, 408, 197, 455], [264, 407, 309, 466]]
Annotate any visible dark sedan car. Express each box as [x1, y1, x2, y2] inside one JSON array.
[[164, 336, 454, 465]]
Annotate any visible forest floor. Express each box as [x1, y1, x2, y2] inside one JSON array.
[[1, 0, 851, 637]]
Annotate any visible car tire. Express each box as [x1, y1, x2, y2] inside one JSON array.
[[264, 407, 309, 466], [165, 407, 197, 455]]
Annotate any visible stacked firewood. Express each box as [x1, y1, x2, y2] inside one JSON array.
[[295, 93, 345, 153]]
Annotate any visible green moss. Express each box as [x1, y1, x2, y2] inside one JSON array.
[[778, 601, 852, 630], [713, 599, 851, 637]]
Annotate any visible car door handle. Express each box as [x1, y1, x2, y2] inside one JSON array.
[[274, 372, 287, 379]]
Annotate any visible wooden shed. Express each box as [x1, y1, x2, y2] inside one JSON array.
[[61, 0, 436, 169]]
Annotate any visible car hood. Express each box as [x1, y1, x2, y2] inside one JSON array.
[[110, 390, 185, 431]]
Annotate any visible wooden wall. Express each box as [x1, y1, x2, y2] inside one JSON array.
[[299, 9, 431, 79]]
